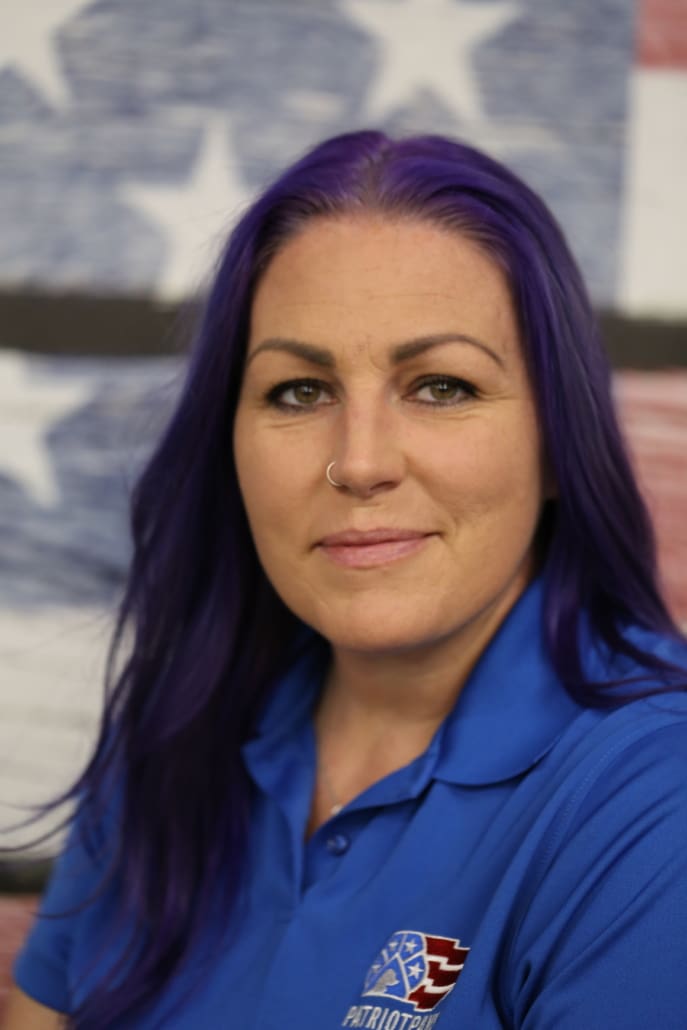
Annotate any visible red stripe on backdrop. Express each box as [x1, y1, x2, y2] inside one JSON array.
[[615, 371, 687, 627], [0, 897, 38, 1019], [637, 0, 687, 68]]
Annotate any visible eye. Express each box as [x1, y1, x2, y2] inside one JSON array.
[[266, 378, 335, 411], [410, 375, 477, 406]]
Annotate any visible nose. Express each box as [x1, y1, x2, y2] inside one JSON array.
[[329, 394, 404, 498]]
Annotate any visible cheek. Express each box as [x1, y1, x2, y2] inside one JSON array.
[[233, 419, 314, 571], [234, 470, 272, 554], [235, 466, 295, 592], [233, 419, 272, 541], [433, 417, 545, 529]]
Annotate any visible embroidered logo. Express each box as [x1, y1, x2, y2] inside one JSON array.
[[362, 930, 470, 1012]]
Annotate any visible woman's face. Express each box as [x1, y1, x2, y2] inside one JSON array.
[[233, 215, 550, 657]]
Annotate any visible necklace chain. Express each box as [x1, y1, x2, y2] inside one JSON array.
[[318, 759, 344, 817]]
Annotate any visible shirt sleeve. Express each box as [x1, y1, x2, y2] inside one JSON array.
[[13, 806, 111, 1014], [505, 717, 687, 1030]]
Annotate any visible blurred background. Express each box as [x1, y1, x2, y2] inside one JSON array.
[[0, 0, 685, 872]]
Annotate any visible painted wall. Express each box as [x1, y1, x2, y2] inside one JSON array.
[[1, 1, 685, 857], [0, 0, 685, 314]]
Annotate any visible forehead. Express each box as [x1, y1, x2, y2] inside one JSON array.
[[248, 215, 520, 362]]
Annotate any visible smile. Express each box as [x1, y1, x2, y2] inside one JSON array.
[[317, 530, 434, 569]]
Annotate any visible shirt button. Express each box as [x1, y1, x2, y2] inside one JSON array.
[[326, 833, 350, 856]]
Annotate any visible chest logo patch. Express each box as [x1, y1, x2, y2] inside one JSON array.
[[362, 930, 470, 1012]]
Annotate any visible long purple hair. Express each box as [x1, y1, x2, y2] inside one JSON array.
[[61, 131, 683, 1026]]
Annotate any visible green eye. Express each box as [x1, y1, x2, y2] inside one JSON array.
[[413, 376, 475, 405], [266, 378, 334, 411], [291, 382, 321, 404], [427, 380, 461, 401]]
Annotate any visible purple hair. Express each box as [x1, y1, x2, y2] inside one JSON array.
[[62, 131, 683, 1026]]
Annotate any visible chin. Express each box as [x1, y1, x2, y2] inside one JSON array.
[[313, 608, 449, 657]]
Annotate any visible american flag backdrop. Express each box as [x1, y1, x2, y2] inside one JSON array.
[[0, 0, 685, 308], [0, 0, 685, 856]]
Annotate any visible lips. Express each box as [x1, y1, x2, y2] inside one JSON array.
[[317, 529, 433, 568], [319, 528, 428, 546]]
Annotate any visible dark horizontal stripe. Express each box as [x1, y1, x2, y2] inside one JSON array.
[[0, 858, 53, 894], [0, 290, 685, 368]]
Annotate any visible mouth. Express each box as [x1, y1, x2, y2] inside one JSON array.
[[317, 529, 434, 569]]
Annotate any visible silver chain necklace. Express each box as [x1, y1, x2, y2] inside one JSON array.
[[318, 760, 344, 817]]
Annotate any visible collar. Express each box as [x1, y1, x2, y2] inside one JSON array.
[[432, 578, 583, 785]]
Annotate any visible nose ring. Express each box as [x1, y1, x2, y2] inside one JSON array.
[[326, 461, 343, 488]]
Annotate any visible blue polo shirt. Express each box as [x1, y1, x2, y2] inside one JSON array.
[[15, 581, 687, 1028]]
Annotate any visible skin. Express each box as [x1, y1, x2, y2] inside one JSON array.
[[234, 214, 552, 830], [1, 988, 63, 1029]]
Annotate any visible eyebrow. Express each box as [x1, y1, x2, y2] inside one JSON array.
[[245, 332, 505, 370]]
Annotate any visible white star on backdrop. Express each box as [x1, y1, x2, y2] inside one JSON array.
[[342, 0, 519, 124], [0, 351, 91, 508], [0, 0, 91, 107], [120, 115, 252, 301]]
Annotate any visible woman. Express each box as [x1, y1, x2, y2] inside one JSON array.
[[5, 131, 687, 1029]]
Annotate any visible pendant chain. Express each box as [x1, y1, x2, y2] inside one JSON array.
[[318, 759, 344, 817]]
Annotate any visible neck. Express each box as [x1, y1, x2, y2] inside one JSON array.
[[307, 636, 476, 836], [306, 570, 534, 835], [319, 646, 468, 745]]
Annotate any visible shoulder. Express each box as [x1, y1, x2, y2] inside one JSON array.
[[589, 692, 687, 815], [551, 690, 687, 817], [580, 615, 687, 692], [502, 693, 687, 1028], [562, 617, 687, 811], [526, 690, 687, 902], [12, 787, 124, 1015]]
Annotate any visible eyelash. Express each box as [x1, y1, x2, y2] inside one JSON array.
[[264, 375, 478, 412]]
